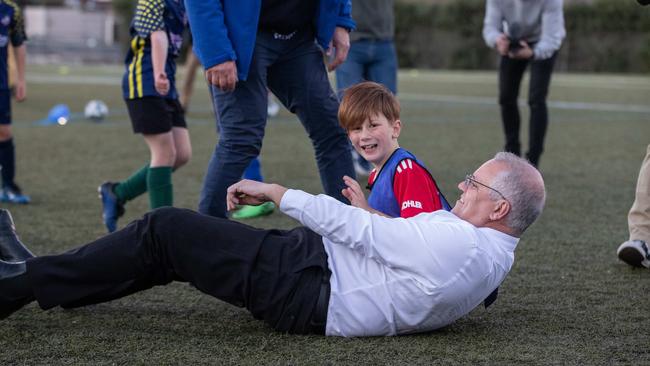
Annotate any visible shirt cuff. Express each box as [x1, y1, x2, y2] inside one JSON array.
[[279, 189, 311, 213]]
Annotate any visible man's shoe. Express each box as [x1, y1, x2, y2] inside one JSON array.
[[231, 202, 275, 219], [0, 209, 34, 262], [0, 259, 33, 319], [98, 182, 125, 233], [0, 184, 30, 204], [617, 240, 650, 268]]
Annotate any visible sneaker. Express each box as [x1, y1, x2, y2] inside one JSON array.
[[231, 202, 275, 219], [617, 240, 650, 268], [98, 182, 125, 233], [0, 184, 30, 204]]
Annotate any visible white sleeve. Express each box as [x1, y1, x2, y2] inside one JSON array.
[[482, 0, 504, 48], [533, 0, 566, 60], [280, 190, 459, 271]]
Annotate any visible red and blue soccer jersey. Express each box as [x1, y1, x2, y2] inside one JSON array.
[[0, 0, 25, 91], [122, 0, 187, 100], [367, 148, 450, 218]]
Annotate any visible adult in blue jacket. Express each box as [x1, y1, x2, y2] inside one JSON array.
[[185, 0, 357, 218]]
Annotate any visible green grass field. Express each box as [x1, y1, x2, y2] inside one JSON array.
[[1, 64, 649, 364]]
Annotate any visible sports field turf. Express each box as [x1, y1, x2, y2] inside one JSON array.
[[1, 64, 649, 364]]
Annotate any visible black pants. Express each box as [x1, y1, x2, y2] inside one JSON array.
[[498, 53, 557, 167], [26, 207, 330, 334]]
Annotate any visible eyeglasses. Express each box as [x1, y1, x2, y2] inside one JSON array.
[[464, 174, 508, 202]]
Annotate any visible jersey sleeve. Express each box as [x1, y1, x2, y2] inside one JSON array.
[[392, 159, 443, 218], [8, 2, 26, 47], [133, 0, 166, 38]]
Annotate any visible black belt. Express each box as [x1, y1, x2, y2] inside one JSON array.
[[309, 269, 331, 334]]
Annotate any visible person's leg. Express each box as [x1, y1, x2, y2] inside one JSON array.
[[335, 41, 367, 93], [618, 145, 650, 268], [143, 132, 175, 209], [19, 207, 328, 333], [113, 165, 149, 203], [0, 125, 16, 189], [629, 145, 650, 243], [0, 89, 29, 204], [171, 126, 191, 170], [269, 33, 355, 202], [242, 157, 263, 182], [198, 41, 272, 218], [526, 53, 557, 167], [365, 40, 398, 95], [101, 98, 178, 232], [498, 56, 528, 157], [179, 51, 202, 112]]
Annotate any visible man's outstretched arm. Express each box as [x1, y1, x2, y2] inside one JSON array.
[[226, 180, 288, 211]]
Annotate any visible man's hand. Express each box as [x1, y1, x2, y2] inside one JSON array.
[[508, 41, 534, 59], [205, 61, 238, 92], [226, 179, 288, 211], [341, 175, 371, 211], [14, 80, 26, 102], [154, 72, 170, 96], [495, 34, 510, 56], [326, 27, 350, 71]]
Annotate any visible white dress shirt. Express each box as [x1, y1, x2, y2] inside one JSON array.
[[280, 189, 519, 337]]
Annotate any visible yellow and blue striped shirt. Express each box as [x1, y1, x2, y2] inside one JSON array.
[[122, 0, 186, 100]]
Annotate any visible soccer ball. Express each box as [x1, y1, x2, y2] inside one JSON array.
[[84, 100, 109, 121]]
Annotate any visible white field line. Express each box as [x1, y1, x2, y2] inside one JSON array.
[[398, 93, 650, 114], [27, 74, 650, 114]]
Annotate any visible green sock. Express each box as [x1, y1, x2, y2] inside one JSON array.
[[114, 164, 149, 203], [147, 166, 173, 209]]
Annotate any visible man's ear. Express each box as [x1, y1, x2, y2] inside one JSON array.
[[392, 119, 402, 139], [489, 199, 510, 221]]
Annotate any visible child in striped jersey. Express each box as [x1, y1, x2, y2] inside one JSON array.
[[99, 0, 190, 233], [338, 82, 450, 218]]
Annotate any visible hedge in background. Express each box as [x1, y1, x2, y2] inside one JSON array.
[[395, 0, 650, 72]]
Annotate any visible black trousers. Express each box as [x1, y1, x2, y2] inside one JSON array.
[[26, 207, 331, 334], [498, 53, 557, 167]]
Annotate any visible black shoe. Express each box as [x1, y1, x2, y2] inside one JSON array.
[[0, 209, 35, 262], [0, 259, 33, 319]]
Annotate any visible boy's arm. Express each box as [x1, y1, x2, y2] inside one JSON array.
[[341, 175, 390, 218], [131, 0, 168, 95], [151, 30, 169, 96], [392, 159, 444, 218], [9, 3, 26, 101], [12, 45, 25, 102]]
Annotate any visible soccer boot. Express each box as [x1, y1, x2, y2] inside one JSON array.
[[98, 182, 125, 233], [0, 184, 30, 204], [231, 202, 275, 219]]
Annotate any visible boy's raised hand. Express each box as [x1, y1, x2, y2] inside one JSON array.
[[342, 175, 371, 211]]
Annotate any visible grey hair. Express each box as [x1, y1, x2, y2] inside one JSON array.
[[487, 152, 546, 236]]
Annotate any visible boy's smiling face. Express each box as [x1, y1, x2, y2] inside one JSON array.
[[348, 113, 401, 169]]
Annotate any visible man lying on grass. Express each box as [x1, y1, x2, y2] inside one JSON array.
[[0, 152, 544, 337]]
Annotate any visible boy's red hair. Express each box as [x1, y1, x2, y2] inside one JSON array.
[[338, 81, 400, 131]]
